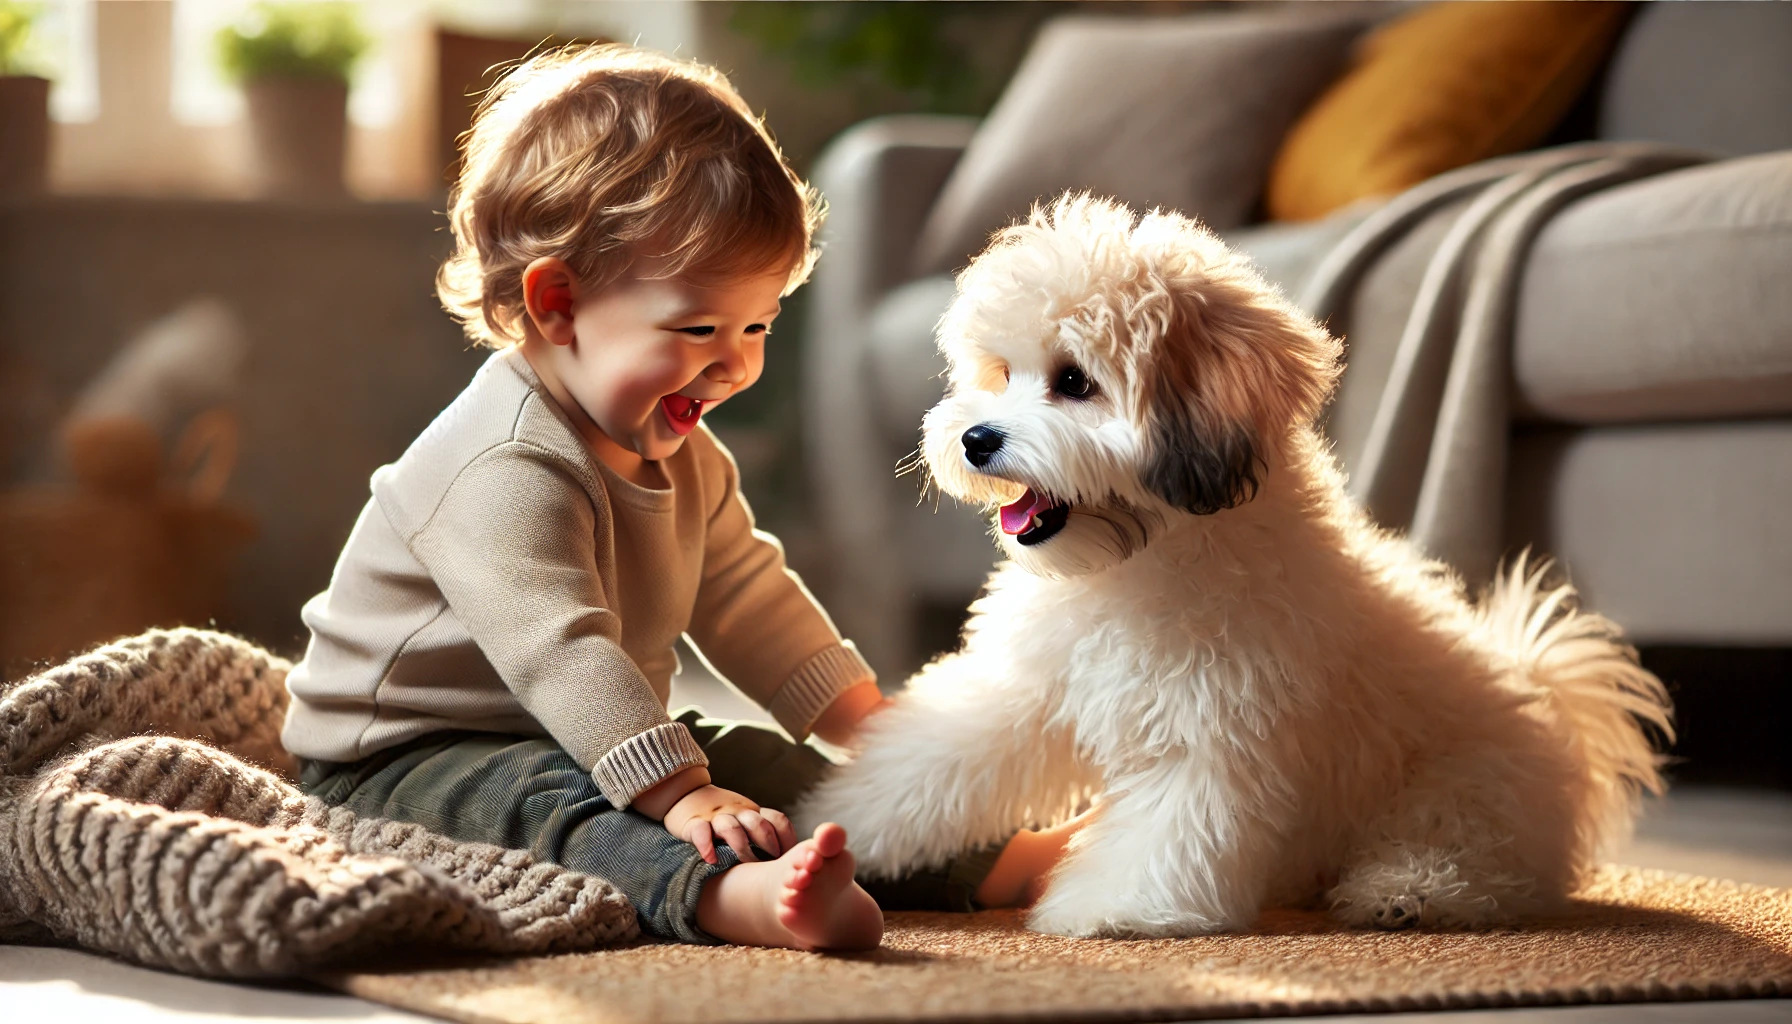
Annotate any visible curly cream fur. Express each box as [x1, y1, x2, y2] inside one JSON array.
[[798, 194, 1672, 937]]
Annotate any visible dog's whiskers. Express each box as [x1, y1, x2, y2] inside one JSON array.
[[894, 448, 938, 508], [895, 448, 951, 510], [894, 448, 925, 478]]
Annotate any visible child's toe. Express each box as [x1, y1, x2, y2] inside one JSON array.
[[812, 823, 848, 858]]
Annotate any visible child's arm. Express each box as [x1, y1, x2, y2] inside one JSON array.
[[389, 444, 708, 811], [683, 431, 879, 742]]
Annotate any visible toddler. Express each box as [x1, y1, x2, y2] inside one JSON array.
[[282, 45, 896, 950]]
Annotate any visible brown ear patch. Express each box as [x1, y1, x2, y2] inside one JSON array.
[[1132, 219, 1342, 515], [1142, 395, 1263, 515]]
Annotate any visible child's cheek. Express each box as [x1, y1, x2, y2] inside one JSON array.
[[636, 339, 698, 391], [744, 346, 767, 390], [599, 344, 681, 403]]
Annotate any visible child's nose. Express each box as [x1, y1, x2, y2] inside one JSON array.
[[704, 338, 749, 385]]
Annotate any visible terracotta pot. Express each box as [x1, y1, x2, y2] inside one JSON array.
[[0, 75, 51, 197], [244, 76, 348, 198]]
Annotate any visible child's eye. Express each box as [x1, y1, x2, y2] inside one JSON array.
[[745, 323, 768, 335], [675, 326, 716, 337]]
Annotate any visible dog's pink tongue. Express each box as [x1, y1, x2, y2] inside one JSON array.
[[1000, 489, 1052, 535]]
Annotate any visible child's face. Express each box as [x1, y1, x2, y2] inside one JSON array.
[[560, 269, 786, 464]]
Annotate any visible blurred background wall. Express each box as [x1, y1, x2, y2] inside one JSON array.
[[0, 0, 1090, 673]]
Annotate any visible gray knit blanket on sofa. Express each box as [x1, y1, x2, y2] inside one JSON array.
[[0, 628, 638, 978], [1298, 142, 1711, 582]]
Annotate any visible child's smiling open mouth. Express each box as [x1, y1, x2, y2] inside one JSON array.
[[661, 394, 704, 435], [661, 379, 734, 438]]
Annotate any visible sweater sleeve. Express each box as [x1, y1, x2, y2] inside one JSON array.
[[404, 443, 706, 807], [685, 435, 875, 739]]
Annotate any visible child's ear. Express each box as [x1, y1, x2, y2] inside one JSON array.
[[522, 257, 579, 345]]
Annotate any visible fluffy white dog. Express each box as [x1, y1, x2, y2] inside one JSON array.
[[797, 194, 1673, 937]]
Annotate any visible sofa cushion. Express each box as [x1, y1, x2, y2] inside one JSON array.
[[912, 12, 1361, 275], [1506, 421, 1792, 645], [1599, 1, 1792, 157], [1513, 152, 1792, 424], [1222, 198, 1385, 306], [1267, 1, 1632, 222]]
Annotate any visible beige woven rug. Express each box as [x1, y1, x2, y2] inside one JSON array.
[[326, 866, 1789, 1024]]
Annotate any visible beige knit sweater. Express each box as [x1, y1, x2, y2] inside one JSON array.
[[283, 348, 872, 807]]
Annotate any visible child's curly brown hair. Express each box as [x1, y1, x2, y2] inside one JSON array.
[[437, 44, 825, 348]]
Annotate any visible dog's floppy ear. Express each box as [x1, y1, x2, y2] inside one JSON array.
[[1142, 392, 1261, 515], [1134, 226, 1339, 516]]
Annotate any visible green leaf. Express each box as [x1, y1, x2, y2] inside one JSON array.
[[0, 1, 43, 78], [215, 1, 371, 84], [728, 1, 987, 115]]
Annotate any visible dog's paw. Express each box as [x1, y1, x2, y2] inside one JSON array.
[[1027, 894, 1236, 938], [1369, 895, 1425, 930], [1025, 894, 1110, 938]]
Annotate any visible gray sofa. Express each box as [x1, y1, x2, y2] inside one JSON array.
[[803, 2, 1792, 680]]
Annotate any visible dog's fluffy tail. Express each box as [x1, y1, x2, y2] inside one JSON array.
[[1474, 552, 1674, 868]]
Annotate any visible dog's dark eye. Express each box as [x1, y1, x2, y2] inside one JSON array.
[[1053, 365, 1096, 400]]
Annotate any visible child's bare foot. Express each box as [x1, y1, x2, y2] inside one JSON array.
[[774, 822, 883, 949], [695, 822, 883, 950]]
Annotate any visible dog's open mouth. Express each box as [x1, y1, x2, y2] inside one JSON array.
[[999, 489, 1070, 546]]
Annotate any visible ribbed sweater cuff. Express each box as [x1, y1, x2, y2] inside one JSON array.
[[591, 722, 710, 808], [769, 642, 876, 740]]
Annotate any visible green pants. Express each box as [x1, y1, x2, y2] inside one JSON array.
[[299, 708, 1002, 944]]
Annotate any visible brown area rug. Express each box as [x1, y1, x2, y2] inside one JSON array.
[[326, 866, 1791, 1024]]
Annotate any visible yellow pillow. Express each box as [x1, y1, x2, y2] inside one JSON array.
[[1266, 1, 1632, 222]]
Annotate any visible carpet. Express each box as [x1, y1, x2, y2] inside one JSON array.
[[326, 866, 1790, 1024]]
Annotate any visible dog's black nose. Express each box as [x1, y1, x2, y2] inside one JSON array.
[[961, 425, 1005, 467]]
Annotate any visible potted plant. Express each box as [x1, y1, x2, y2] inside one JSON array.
[[217, 1, 370, 198], [0, 1, 50, 197]]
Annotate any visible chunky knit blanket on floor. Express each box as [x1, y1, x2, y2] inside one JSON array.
[[0, 628, 639, 978]]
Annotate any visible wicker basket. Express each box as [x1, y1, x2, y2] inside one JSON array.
[[0, 412, 254, 680]]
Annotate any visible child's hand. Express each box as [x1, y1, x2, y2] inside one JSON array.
[[664, 784, 797, 864]]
